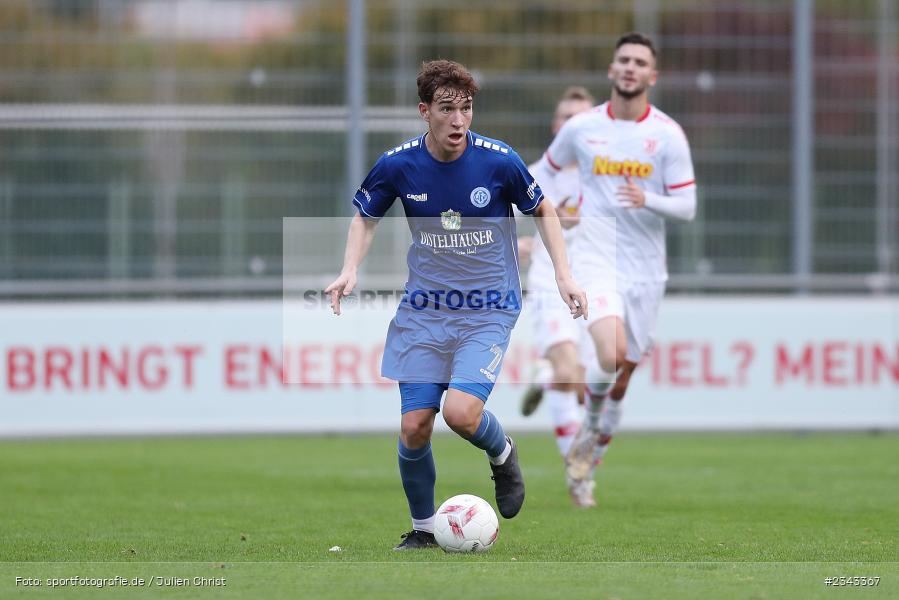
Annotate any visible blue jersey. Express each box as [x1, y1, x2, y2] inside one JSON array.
[[353, 131, 543, 325]]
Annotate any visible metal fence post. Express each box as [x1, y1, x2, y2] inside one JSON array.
[[634, 0, 659, 39], [347, 0, 367, 216], [222, 176, 246, 277], [394, 0, 414, 107], [0, 180, 13, 279], [876, 0, 897, 282], [107, 180, 131, 280], [792, 0, 814, 292]]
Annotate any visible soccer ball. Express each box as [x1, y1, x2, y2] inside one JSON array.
[[433, 494, 499, 553]]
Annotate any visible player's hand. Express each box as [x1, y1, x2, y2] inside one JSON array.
[[556, 275, 588, 320], [617, 175, 646, 208], [324, 270, 357, 316], [556, 196, 580, 229], [576, 384, 586, 406]]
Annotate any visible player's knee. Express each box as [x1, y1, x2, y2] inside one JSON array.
[[549, 380, 580, 393], [443, 404, 480, 437], [550, 363, 581, 391], [598, 350, 622, 374], [400, 414, 434, 448]]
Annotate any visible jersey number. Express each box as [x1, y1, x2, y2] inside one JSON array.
[[486, 345, 503, 373]]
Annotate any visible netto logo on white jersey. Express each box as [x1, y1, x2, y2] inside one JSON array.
[[592, 155, 653, 178], [406, 192, 428, 202]]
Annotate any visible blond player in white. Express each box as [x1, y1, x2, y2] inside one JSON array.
[[542, 33, 698, 502], [516, 87, 596, 506]]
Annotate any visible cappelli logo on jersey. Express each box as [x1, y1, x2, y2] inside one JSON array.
[[592, 156, 654, 178]]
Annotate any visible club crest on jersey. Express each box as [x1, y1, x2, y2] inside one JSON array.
[[644, 138, 659, 155], [470, 187, 491, 208], [441, 209, 462, 231]]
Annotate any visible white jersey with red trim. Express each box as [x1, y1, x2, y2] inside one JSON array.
[[545, 101, 695, 283], [526, 157, 579, 291]]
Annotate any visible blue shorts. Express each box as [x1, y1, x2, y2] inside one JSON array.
[[398, 381, 493, 414], [381, 307, 514, 412]]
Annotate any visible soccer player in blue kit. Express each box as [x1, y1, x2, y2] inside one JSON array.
[[326, 60, 587, 550]]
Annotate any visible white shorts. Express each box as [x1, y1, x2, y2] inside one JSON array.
[[527, 286, 581, 357], [575, 274, 666, 364]]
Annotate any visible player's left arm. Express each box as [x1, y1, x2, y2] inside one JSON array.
[[533, 200, 587, 320], [617, 178, 696, 221], [617, 127, 697, 221], [509, 148, 587, 319]]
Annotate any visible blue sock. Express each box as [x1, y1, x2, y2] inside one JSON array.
[[397, 439, 436, 522], [467, 409, 507, 458]]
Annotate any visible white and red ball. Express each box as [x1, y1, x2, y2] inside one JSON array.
[[433, 494, 499, 553]]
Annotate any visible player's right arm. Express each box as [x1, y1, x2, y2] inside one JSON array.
[[325, 214, 378, 315], [543, 114, 579, 175], [556, 195, 580, 229], [542, 117, 585, 229], [326, 152, 397, 315], [530, 155, 580, 230]]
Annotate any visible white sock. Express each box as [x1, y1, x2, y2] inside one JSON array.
[[585, 362, 619, 399], [546, 388, 580, 456], [534, 361, 554, 388], [593, 399, 623, 464], [412, 515, 435, 533], [600, 399, 624, 437], [585, 395, 604, 429], [489, 439, 512, 465]]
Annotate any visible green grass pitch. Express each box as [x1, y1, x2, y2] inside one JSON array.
[[1, 432, 896, 598]]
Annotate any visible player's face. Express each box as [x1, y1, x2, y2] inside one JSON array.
[[420, 87, 473, 161], [551, 98, 593, 135], [608, 43, 657, 100]]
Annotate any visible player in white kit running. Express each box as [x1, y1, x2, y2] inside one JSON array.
[[517, 87, 595, 505], [542, 33, 698, 504]]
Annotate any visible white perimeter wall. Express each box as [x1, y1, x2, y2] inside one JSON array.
[[0, 297, 896, 436]]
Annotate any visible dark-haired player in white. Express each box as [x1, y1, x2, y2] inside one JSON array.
[[542, 33, 698, 505]]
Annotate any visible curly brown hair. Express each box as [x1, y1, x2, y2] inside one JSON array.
[[416, 59, 479, 104]]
